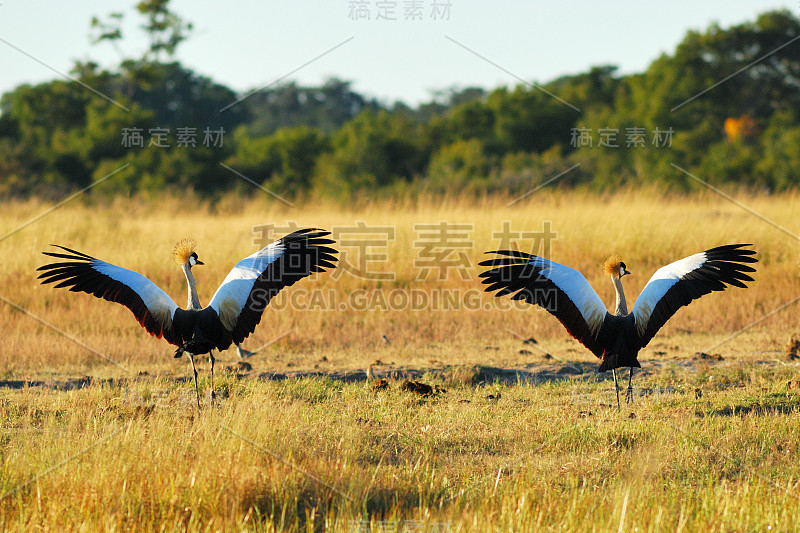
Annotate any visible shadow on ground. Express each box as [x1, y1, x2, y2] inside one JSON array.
[[0, 357, 720, 390]]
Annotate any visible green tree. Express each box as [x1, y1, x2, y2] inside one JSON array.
[[312, 110, 424, 198], [226, 126, 330, 196], [243, 79, 377, 137], [487, 85, 578, 154], [754, 110, 800, 190], [427, 139, 492, 192]]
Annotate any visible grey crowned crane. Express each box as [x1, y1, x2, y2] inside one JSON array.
[[479, 244, 757, 408], [37, 228, 338, 408]]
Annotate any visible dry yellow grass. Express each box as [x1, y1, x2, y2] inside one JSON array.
[[1, 190, 798, 375], [1, 190, 799, 531]]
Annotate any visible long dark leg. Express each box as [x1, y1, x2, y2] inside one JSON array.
[[626, 367, 634, 404], [612, 368, 620, 410], [188, 353, 201, 410], [210, 351, 216, 402]]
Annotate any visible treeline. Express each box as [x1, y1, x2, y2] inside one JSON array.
[[1, 6, 799, 200]]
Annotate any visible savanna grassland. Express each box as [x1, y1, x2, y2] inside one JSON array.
[[1, 190, 800, 532]]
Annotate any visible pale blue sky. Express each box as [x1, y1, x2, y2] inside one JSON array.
[[0, 1, 796, 105]]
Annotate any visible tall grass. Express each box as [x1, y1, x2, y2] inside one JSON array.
[[1, 191, 799, 531], [1, 190, 797, 375], [1, 365, 799, 531]]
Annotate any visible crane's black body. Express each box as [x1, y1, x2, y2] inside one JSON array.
[[171, 308, 231, 358], [593, 314, 641, 372]]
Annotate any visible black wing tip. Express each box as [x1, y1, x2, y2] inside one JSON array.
[[282, 228, 331, 239], [478, 250, 538, 267], [41, 245, 95, 261], [484, 249, 536, 257], [39, 246, 96, 273], [279, 228, 339, 254], [706, 243, 758, 259]]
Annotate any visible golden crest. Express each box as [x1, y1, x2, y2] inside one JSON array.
[[603, 253, 623, 276], [173, 238, 197, 265]]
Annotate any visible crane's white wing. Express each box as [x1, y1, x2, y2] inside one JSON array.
[[631, 244, 757, 348], [207, 241, 286, 321], [208, 228, 338, 343], [38, 246, 181, 344], [479, 251, 609, 358]]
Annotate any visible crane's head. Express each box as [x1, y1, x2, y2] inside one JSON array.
[[603, 254, 630, 279], [173, 238, 204, 268]]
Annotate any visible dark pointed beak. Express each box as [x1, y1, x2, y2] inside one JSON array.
[[195, 259, 204, 266], [622, 268, 631, 277]]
